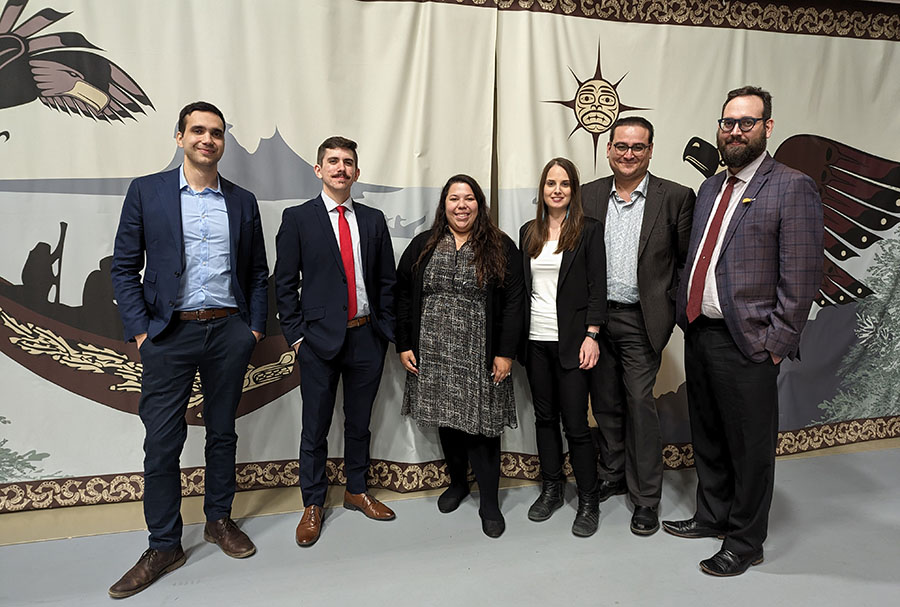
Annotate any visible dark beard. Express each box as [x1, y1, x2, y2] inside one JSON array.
[[718, 133, 767, 169]]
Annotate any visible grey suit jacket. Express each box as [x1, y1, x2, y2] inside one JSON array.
[[582, 173, 696, 353]]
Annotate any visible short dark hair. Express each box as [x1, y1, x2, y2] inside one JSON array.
[[608, 116, 654, 144], [177, 101, 225, 134], [723, 86, 772, 122], [317, 136, 358, 166]]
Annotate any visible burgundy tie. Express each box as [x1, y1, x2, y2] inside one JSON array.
[[686, 175, 740, 323], [337, 205, 357, 320]]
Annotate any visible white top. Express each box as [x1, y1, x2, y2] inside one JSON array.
[[529, 240, 562, 341], [686, 152, 766, 318]]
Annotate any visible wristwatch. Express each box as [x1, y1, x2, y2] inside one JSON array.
[[585, 330, 600, 341]]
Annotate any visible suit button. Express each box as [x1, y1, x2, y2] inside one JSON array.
[[174, 271, 181, 277], [168, 301, 174, 307], [343, 305, 347, 311], [342, 278, 347, 284]]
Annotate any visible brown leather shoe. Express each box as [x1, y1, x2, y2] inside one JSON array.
[[203, 517, 256, 558], [343, 490, 396, 520], [295, 505, 323, 546], [108, 546, 186, 599]]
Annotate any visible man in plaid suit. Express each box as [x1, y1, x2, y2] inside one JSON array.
[[663, 86, 823, 576]]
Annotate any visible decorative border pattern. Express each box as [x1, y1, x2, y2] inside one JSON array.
[[366, 0, 900, 41], [2, 416, 897, 513]]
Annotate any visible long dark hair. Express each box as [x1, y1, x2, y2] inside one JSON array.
[[524, 157, 584, 258], [414, 174, 507, 287]]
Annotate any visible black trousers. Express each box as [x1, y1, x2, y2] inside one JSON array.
[[297, 322, 387, 507], [526, 340, 598, 493], [439, 427, 502, 520], [685, 317, 779, 555], [590, 306, 663, 507], [139, 314, 257, 550]]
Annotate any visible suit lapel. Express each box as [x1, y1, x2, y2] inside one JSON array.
[[157, 168, 184, 256], [593, 176, 613, 224], [637, 174, 663, 259], [313, 196, 345, 274], [221, 178, 241, 261], [356, 203, 371, 280], [720, 154, 774, 253], [686, 172, 726, 264]]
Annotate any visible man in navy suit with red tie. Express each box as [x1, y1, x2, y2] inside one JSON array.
[[664, 86, 823, 576], [274, 136, 397, 546]]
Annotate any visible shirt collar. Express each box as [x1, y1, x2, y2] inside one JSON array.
[[728, 152, 766, 185], [322, 190, 354, 213], [609, 172, 650, 205], [179, 164, 221, 194]]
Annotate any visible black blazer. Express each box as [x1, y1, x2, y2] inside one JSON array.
[[582, 173, 695, 353], [111, 168, 269, 341], [518, 217, 607, 369], [395, 229, 525, 372], [274, 195, 396, 360]]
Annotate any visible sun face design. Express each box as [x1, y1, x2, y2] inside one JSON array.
[[547, 41, 647, 167]]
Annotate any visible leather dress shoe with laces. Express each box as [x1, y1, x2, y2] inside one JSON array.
[[437, 484, 470, 513], [295, 505, 323, 546], [204, 517, 256, 558], [343, 491, 396, 520], [572, 489, 600, 537], [527, 480, 564, 522], [108, 546, 186, 599], [630, 505, 660, 536], [662, 517, 725, 539], [596, 479, 626, 503], [700, 548, 764, 576]]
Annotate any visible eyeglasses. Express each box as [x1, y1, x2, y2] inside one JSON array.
[[611, 142, 650, 155], [717, 117, 765, 132]]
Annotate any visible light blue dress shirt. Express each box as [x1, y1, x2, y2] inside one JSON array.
[[175, 165, 237, 311], [605, 173, 649, 304]]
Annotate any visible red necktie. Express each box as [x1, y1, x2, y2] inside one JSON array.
[[686, 175, 740, 323], [337, 205, 357, 320]]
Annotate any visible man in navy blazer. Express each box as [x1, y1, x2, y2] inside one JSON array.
[[664, 87, 823, 576], [109, 102, 269, 598], [274, 136, 397, 547]]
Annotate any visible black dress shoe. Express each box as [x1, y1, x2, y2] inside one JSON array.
[[596, 479, 626, 503], [480, 513, 506, 538], [527, 480, 564, 522], [630, 505, 659, 536], [699, 548, 764, 576], [437, 484, 470, 513], [661, 517, 725, 539]]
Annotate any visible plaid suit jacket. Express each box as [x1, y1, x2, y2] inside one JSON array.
[[676, 153, 823, 362]]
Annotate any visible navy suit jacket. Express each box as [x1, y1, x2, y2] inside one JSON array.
[[111, 167, 269, 341], [274, 195, 396, 360], [676, 154, 823, 362]]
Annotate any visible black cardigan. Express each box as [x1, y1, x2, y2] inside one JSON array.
[[395, 229, 525, 371]]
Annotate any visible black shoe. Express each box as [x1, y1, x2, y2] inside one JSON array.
[[437, 484, 470, 513], [572, 490, 600, 537], [630, 505, 659, 536], [699, 548, 764, 576], [661, 517, 725, 539], [527, 480, 564, 522], [480, 512, 506, 538], [596, 479, 626, 503]]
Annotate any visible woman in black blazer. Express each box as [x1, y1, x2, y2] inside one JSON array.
[[519, 157, 607, 537]]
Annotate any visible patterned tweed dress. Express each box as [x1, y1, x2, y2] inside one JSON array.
[[402, 233, 516, 436]]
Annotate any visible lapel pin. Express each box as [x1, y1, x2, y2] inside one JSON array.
[[742, 197, 755, 204]]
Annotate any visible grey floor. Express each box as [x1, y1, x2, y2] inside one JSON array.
[[2, 448, 899, 607]]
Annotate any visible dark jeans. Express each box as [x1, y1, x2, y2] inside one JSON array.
[[590, 306, 664, 507], [526, 340, 598, 493], [139, 314, 257, 550], [297, 323, 387, 507], [439, 427, 502, 520], [685, 317, 780, 555]]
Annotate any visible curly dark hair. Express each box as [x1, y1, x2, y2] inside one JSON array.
[[415, 174, 507, 287]]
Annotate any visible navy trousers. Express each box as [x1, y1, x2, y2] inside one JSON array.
[[297, 322, 387, 507], [139, 314, 257, 550]]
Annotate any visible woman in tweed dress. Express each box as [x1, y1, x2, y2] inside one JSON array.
[[395, 174, 525, 538]]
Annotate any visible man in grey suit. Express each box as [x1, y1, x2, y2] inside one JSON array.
[[582, 116, 695, 536]]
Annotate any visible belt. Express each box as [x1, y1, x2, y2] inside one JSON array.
[[347, 315, 370, 328], [692, 315, 728, 328], [177, 307, 239, 321], [607, 300, 641, 310]]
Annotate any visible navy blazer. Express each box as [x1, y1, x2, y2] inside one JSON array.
[[111, 167, 269, 341], [676, 154, 823, 362], [274, 195, 396, 360]]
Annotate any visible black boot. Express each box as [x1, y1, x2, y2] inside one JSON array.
[[438, 427, 471, 513], [528, 479, 565, 522], [572, 489, 600, 537]]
